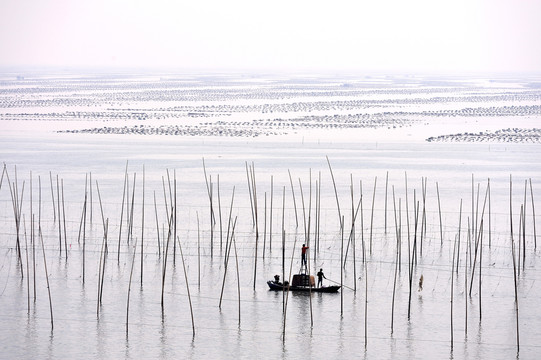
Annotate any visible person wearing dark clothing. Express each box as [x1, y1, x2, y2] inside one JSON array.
[[317, 268, 326, 287], [301, 244, 309, 270]]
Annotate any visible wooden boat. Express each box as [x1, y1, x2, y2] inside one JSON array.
[[267, 274, 340, 293]]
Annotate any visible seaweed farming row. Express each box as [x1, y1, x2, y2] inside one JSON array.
[[2, 74, 541, 143], [1, 159, 539, 356]]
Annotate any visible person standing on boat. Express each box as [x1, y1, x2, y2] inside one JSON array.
[[317, 268, 326, 287], [301, 244, 309, 270]]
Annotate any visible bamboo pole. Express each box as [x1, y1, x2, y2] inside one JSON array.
[[173, 171, 177, 264], [451, 234, 457, 349], [281, 186, 286, 315], [141, 165, 145, 285], [288, 169, 299, 228], [488, 178, 492, 248], [384, 171, 388, 234], [38, 226, 53, 329], [252, 163, 259, 290], [408, 201, 420, 320], [161, 209, 175, 309], [436, 181, 443, 246], [457, 200, 462, 274], [529, 178, 537, 249], [326, 156, 342, 226], [56, 175, 62, 254], [478, 219, 483, 321], [369, 176, 377, 255], [118, 163, 128, 263], [177, 236, 196, 336], [245, 162, 255, 226], [263, 192, 267, 259], [23, 216, 30, 313], [82, 189, 87, 284], [510, 176, 520, 352], [32, 214, 36, 301], [49, 171, 56, 223], [340, 216, 344, 317], [154, 191, 161, 258], [219, 189, 236, 308], [7, 169, 24, 273], [360, 180, 365, 263], [270, 175, 274, 253], [232, 231, 241, 325], [126, 238, 137, 334], [77, 175, 87, 245], [405, 172, 410, 267], [391, 186, 399, 334], [128, 173, 137, 245], [420, 178, 426, 255], [197, 211, 201, 287], [465, 217, 469, 335], [218, 174, 223, 252]]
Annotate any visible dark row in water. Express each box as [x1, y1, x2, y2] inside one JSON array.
[[426, 128, 541, 143]]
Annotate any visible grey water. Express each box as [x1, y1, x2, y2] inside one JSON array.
[[1, 73, 541, 359]]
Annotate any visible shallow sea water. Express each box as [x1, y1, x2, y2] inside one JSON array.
[[1, 73, 541, 359]]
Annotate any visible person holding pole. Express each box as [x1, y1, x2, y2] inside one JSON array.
[[317, 268, 326, 287], [301, 244, 309, 271]]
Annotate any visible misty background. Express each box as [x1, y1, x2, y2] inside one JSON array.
[[1, 0, 540, 73]]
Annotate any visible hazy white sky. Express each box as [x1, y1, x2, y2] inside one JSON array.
[[1, 0, 540, 73]]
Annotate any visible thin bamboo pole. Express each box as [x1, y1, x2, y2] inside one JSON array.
[[126, 238, 137, 334], [369, 176, 377, 255], [141, 165, 145, 285], [391, 186, 399, 334], [451, 234, 457, 349], [530, 178, 537, 249], [326, 156, 342, 226], [288, 169, 299, 228], [38, 226, 53, 330], [384, 171, 388, 233], [49, 171, 56, 223], [436, 181, 443, 246], [177, 236, 196, 336], [154, 191, 161, 258], [118, 163, 128, 263]]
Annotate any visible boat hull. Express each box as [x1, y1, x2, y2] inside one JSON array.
[[267, 281, 340, 293]]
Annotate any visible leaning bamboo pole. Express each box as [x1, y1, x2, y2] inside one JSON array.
[[118, 163, 128, 263], [38, 226, 53, 330], [177, 236, 196, 336], [436, 181, 443, 246], [126, 238, 138, 334], [326, 156, 342, 226], [269, 175, 274, 253], [141, 166, 145, 285], [390, 186, 399, 334], [408, 200, 420, 320], [510, 174, 520, 352], [384, 171, 388, 234], [61, 179, 68, 259], [451, 234, 457, 349], [369, 176, 377, 255], [288, 169, 299, 228], [23, 216, 30, 313], [49, 171, 56, 223], [161, 209, 175, 310], [219, 189, 237, 309], [529, 178, 537, 250]]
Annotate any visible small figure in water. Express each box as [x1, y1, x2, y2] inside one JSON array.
[[274, 274, 281, 284], [317, 268, 326, 287], [418, 274, 424, 291], [301, 244, 309, 270]]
